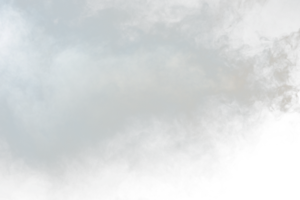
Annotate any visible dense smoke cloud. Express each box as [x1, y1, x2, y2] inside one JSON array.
[[0, 0, 300, 199]]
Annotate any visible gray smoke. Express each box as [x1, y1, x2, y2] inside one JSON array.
[[0, 0, 300, 199]]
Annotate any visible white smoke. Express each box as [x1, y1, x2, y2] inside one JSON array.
[[0, 0, 300, 199]]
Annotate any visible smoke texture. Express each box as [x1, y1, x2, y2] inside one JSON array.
[[0, 0, 300, 199]]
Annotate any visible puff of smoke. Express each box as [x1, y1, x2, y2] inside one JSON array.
[[0, 1, 298, 199]]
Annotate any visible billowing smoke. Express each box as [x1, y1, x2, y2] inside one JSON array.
[[0, 0, 300, 199]]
